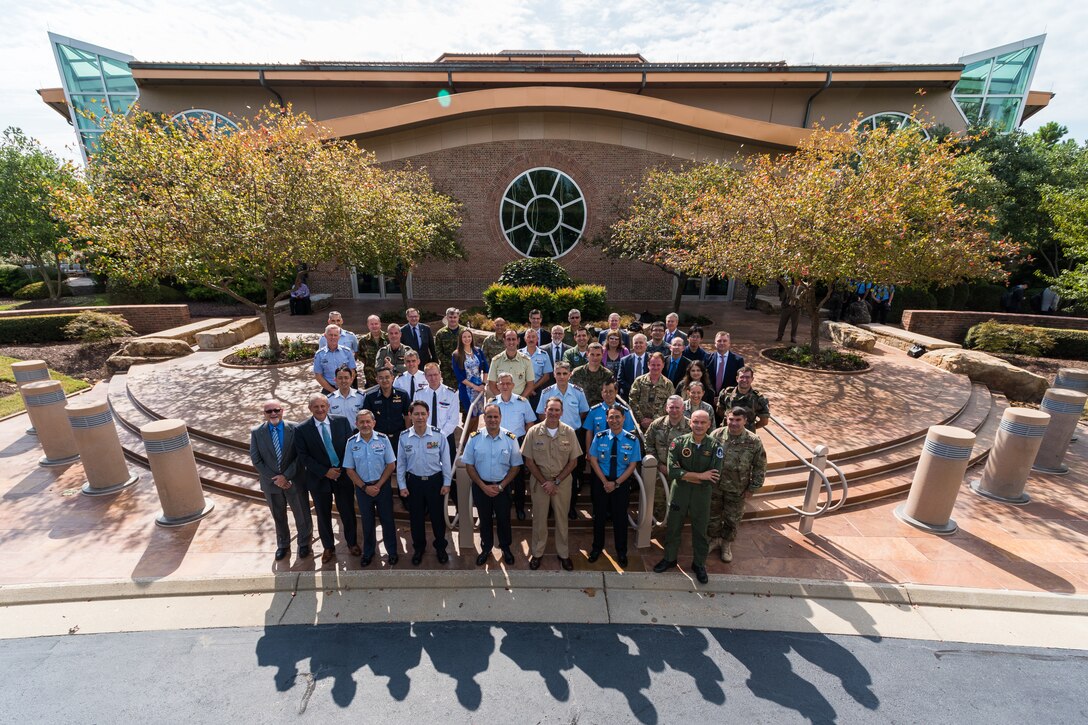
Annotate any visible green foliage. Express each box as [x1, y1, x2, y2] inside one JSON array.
[[890, 286, 938, 323], [61, 310, 136, 343], [965, 282, 1006, 312], [965, 320, 1088, 360], [764, 344, 868, 371], [496, 258, 574, 290], [932, 285, 955, 309], [951, 283, 971, 309], [105, 278, 184, 304], [0, 264, 30, 296], [0, 313, 79, 342], [482, 284, 608, 323], [13, 281, 71, 300]]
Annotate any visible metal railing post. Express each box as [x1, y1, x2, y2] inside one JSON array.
[[636, 455, 658, 549], [798, 444, 829, 535], [456, 456, 474, 551]]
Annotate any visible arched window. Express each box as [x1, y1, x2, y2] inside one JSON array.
[[169, 109, 239, 135], [858, 112, 929, 138], [500, 168, 586, 259]]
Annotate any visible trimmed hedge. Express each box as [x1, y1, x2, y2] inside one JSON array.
[[13, 281, 72, 300], [965, 320, 1088, 360], [0, 264, 31, 296], [496, 258, 574, 290], [0, 313, 81, 343], [483, 284, 607, 323]]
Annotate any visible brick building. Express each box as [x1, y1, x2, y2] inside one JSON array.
[[41, 37, 1051, 303]]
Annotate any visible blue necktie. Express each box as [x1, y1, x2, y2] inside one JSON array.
[[320, 421, 340, 467], [271, 424, 283, 467]]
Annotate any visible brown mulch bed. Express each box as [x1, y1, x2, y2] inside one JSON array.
[[0, 382, 16, 397], [991, 353, 1088, 384], [222, 342, 317, 366], [0, 340, 129, 383]]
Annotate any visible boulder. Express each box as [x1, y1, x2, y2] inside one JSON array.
[[195, 328, 242, 350], [106, 354, 174, 374], [920, 348, 1049, 403], [120, 337, 193, 358], [232, 317, 264, 340], [820, 321, 877, 353], [843, 301, 871, 326]]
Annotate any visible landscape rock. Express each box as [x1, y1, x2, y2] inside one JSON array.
[[119, 337, 193, 358], [920, 348, 1049, 403], [843, 301, 872, 326], [196, 328, 242, 350], [820, 321, 877, 353], [106, 355, 173, 374]]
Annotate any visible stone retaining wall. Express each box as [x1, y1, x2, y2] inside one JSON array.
[[0, 304, 190, 335], [901, 310, 1088, 345]]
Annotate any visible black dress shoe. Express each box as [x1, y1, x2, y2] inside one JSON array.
[[502, 548, 515, 565], [436, 551, 449, 564], [529, 556, 542, 570], [387, 553, 398, 566], [559, 556, 573, 571], [411, 552, 423, 566], [297, 545, 312, 559], [617, 555, 628, 568], [274, 547, 289, 561], [361, 555, 372, 567], [568, 510, 577, 520], [692, 564, 709, 584], [587, 549, 602, 563], [653, 559, 677, 573], [516, 508, 526, 521], [475, 552, 490, 566]]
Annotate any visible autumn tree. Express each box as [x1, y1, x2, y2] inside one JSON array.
[[58, 105, 461, 356], [603, 164, 738, 313], [659, 120, 1013, 352], [0, 128, 83, 299]]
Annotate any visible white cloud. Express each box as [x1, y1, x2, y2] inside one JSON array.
[[4, 0, 1085, 163]]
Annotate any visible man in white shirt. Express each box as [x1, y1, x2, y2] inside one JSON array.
[[394, 350, 428, 399], [413, 362, 460, 465]]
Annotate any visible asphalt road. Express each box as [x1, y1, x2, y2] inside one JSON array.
[[2, 622, 1085, 724]]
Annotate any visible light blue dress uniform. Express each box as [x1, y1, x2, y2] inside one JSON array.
[[589, 429, 643, 475], [327, 389, 366, 430], [343, 431, 396, 482], [319, 329, 359, 354], [584, 401, 636, 436], [494, 394, 538, 437], [396, 426, 452, 491], [462, 427, 524, 482], [520, 346, 554, 384], [313, 345, 357, 387], [536, 383, 590, 430]]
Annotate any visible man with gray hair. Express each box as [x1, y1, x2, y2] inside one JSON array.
[[645, 394, 692, 522], [318, 310, 359, 354], [313, 324, 357, 393], [400, 307, 436, 366], [663, 312, 687, 344], [249, 399, 312, 562]]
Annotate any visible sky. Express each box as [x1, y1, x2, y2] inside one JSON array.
[[3, 0, 1086, 162]]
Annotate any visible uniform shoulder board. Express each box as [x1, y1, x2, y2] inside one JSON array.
[[444, 384, 456, 393], [513, 394, 524, 401], [570, 383, 583, 391], [375, 431, 389, 439], [505, 431, 517, 440], [623, 430, 638, 439], [430, 426, 443, 434], [470, 430, 481, 438], [595, 430, 609, 438]]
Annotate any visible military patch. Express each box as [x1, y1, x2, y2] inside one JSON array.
[[682, 447, 692, 457], [716, 447, 724, 459], [426, 441, 440, 449]]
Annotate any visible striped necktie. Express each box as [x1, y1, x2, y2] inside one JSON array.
[[271, 425, 282, 467]]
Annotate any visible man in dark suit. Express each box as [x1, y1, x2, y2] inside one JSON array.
[[401, 307, 436, 367], [295, 392, 359, 564], [663, 337, 691, 387], [249, 399, 313, 562], [541, 324, 569, 368], [706, 331, 744, 397], [617, 333, 649, 398]]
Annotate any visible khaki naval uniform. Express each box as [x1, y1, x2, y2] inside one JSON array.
[[663, 432, 724, 566], [708, 426, 767, 543], [490, 351, 536, 396], [520, 421, 582, 558]]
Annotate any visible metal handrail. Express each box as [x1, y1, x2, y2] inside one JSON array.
[[766, 414, 848, 515], [762, 425, 835, 518], [655, 469, 672, 526]]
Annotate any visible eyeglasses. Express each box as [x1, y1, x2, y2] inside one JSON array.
[[264, 408, 283, 415]]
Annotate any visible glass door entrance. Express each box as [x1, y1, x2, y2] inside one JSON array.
[[681, 276, 734, 301], [353, 268, 408, 298]]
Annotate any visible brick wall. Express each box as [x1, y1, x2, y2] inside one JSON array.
[[902, 310, 1088, 344], [0, 304, 191, 336]]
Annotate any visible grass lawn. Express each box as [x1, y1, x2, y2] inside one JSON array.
[[0, 300, 28, 311], [0, 356, 91, 418]]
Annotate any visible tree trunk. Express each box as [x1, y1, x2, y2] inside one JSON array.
[[807, 288, 832, 355], [263, 287, 281, 357], [53, 251, 64, 300], [671, 272, 686, 314], [29, 252, 57, 299], [397, 269, 410, 309]]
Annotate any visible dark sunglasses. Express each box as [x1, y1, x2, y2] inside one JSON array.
[[264, 408, 283, 415]]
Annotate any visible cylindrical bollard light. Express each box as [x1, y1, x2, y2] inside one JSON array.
[[65, 399, 139, 496], [13, 360, 50, 436], [970, 408, 1050, 505], [1052, 369, 1088, 441], [1033, 388, 1087, 475], [22, 380, 79, 466], [140, 419, 213, 527], [895, 425, 975, 535]]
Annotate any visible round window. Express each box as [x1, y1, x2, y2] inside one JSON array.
[[500, 168, 586, 259]]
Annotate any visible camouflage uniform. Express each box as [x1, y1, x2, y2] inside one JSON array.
[[434, 325, 462, 388], [707, 426, 766, 542], [628, 373, 675, 424], [357, 332, 388, 388], [663, 432, 724, 566], [570, 364, 615, 408], [644, 414, 691, 521], [563, 347, 590, 369], [716, 386, 770, 432], [481, 332, 507, 362]]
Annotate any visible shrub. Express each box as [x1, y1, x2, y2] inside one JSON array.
[[13, 281, 72, 300], [106, 278, 185, 304], [62, 311, 136, 343], [482, 284, 608, 323], [966, 320, 1088, 360], [932, 285, 955, 310], [965, 282, 1005, 312], [0, 264, 31, 296], [0, 313, 80, 343], [889, 285, 937, 323], [496, 258, 574, 290]]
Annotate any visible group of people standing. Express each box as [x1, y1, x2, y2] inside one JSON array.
[[250, 305, 769, 583]]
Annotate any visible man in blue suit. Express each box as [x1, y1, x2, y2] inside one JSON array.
[[295, 393, 358, 564], [249, 399, 312, 562], [400, 307, 437, 367], [705, 331, 744, 398]]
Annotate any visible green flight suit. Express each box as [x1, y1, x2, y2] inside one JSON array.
[[663, 432, 724, 566]]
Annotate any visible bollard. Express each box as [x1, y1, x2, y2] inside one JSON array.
[[456, 457, 475, 552], [636, 454, 658, 550], [895, 425, 975, 535], [65, 400, 139, 496], [970, 408, 1049, 505], [1033, 388, 1087, 475], [1053, 369, 1088, 441], [21, 380, 79, 466], [12, 360, 49, 436], [140, 419, 213, 527]]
